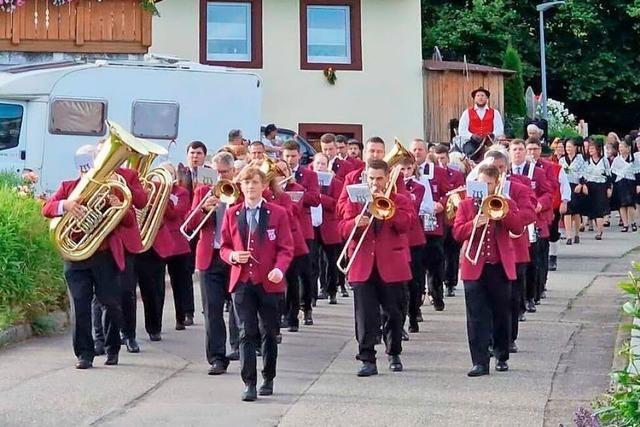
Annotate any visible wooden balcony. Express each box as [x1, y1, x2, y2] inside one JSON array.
[[0, 0, 153, 54]]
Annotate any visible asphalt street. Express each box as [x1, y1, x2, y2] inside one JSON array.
[[0, 228, 637, 427]]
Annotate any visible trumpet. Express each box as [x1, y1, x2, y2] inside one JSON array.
[[464, 173, 509, 265], [179, 178, 240, 241], [337, 138, 412, 275]]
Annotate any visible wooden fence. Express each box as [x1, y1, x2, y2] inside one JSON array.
[[0, 0, 152, 54]]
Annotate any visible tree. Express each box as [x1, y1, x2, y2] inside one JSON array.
[[502, 44, 526, 118]]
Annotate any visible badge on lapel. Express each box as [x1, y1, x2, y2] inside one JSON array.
[[267, 228, 276, 241], [531, 182, 537, 190]]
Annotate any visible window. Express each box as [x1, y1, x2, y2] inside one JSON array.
[[0, 104, 23, 151], [49, 99, 106, 136], [132, 101, 179, 140], [300, 0, 362, 70], [200, 0, 263, 68]]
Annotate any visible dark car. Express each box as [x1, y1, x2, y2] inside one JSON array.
[[261, 126, 316, 165]]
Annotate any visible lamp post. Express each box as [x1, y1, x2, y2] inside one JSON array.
[[536, 1, 564, 120]]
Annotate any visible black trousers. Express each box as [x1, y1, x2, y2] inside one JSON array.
[[228, 300, 239, 352], [424, 236, 445, 303], [232, 283, 281, 386], [118, 255, 137, 339], [185, 238, 198, 316], [464, 264, 511, 366], [526, 241, 540, 302], [285, 256, 302, 327], [135, 250, 167, 336], [352, 269, 405, 363], [549, 212, 561, 243], [510, 263, 527, 342], [443, 226, 461, 288], [200, 254, 230, 364], [408, 245, 425, 326], [538, 237, 550, 295], [166, 253, 193, 324], [299, 240, 316, 311], [316, 230, 340, 297], [65, 251, 122, 359]]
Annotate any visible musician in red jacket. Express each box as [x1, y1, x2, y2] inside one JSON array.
[[42, 145, 134, 369], [340, 160, 412, 377], [318, 133, 354, 180], [453, 164, 524, 377], [220, 167, 294, 402], [188, 151, 238, 375], [282, 140, 320, 325]]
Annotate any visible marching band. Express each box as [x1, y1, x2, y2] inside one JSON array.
[[41, 87, 640, 401]]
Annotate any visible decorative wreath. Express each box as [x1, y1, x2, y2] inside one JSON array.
[[323, 67, 337, 85]]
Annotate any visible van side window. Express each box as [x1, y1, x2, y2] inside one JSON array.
[[50, 99, 106, 136], [0, 104, 23, 151], [132, 101, 179, 140]]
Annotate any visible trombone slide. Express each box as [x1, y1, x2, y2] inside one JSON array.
[[180, 187, 216, 241]]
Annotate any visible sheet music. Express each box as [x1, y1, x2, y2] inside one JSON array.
[[467, 181, 488, 201], [311, 205, 323, 227], [286, 191, 304, 203], [74, 154, 94, 174], [317, 171, 334, 187], [346, 183, 372, 204], [196, 167, 218, 186], [501, 180, 511, 199]]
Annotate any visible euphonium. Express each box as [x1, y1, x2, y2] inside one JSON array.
[[50, 121, 149, 261], [445, 187, 466, 221], [127, 138, 173, 252]]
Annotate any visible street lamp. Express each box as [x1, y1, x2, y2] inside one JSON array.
[[536, 1, 564, 120]]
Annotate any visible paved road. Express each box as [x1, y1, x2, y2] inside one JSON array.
[[0, 228, 637, 427]]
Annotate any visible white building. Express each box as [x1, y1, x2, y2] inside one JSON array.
[[151, 0, 424, 146]]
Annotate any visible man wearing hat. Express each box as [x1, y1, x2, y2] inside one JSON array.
[[457, 87, 505, 145]]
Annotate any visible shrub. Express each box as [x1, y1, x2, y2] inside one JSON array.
[[502, 44, 526, 118], [593, 262, 640, 426], [0, 172, 66, 331]]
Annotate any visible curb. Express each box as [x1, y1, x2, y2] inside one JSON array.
[[0, 310, 69, 349]]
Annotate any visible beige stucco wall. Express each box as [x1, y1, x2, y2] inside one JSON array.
[[151, 0, 424, 144]]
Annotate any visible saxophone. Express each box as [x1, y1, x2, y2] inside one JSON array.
[[50, 121, 149, 261]]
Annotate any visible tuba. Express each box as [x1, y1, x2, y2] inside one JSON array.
[[50, 121, 149, 261], [127, 138, 173, 252]]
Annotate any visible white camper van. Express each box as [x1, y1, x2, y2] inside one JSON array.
[[0, 58, 262, 192]]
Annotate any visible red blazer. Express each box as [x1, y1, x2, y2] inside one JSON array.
[[538, 158, 559, 221], [519, 162, 553, 238], [337, 165, 407, 219], [453, 197, 524, 281], [318, 176, 344, 245], [265, 186, 309, 257], [423, 164, 452, 237], [507, 177, 538, 264], [220, 202, 294, 293], [42, 179, 136, 271], [347, 156, 365, 169], [153, 185, 191, 259], [113, 168, 148, 255], [405, 178, 427, 247], [340, 193, 413, 284], [187, 185, 226, 271], [293, 165, 321, 240]]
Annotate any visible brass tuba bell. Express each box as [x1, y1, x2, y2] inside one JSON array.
[[50, 121, 149, 261]]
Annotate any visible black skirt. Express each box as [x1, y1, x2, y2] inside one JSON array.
[[586, 182, 610, 219], [615, 179, 636, 208], [566, 183, 587, 215]]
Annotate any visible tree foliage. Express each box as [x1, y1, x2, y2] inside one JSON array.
[[502, 44, 526, 118]]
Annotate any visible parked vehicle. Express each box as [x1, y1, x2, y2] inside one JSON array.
[[0, 57, 262, 192]]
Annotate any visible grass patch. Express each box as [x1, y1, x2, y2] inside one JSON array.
[[0, 172, 66, 331]]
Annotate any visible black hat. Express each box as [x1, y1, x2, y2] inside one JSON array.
[[471, 86, 491, 98], [264, 124, 277, 134]]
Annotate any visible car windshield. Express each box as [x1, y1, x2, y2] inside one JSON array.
[[0, 103, 23, 151]]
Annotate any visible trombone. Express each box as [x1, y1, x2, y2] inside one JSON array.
[[336, 138, 413, 275], [464, 173, 509, 265], [179, 178, 240, 241]]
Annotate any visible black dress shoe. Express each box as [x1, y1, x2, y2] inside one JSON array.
[[341, 287, 349, 297], [258, 380, 273, 396], [94, 340, 106, 356], [226, 350, 240, 361], [149, 333, 162, 342], [184, 315, 194, 326], [288, 325, 299, 332], [303, 311, 313, 326], [125, 337, 140, 353], [408, 324, 419, 333], [496, 360, 509, 372], [280, 316, 288, 328], [329, 295, 337, 305], [242, 385, 257, 402], [467, 364, 489, 377], [525, 300, 537, 313], [105, 353, 119, 366], [208, 359, 229, 375], [574, 235, 580, 243], [175, 322, 186, 331], [388, 355, 403, 372], [433, 299, 445, 311], [548, 255, 557, 271], [446, 287, 456, 297], [276, 334, 282, 344], [509, 342, 518, 353], [401, 328, 410, 341], [75, 358, 93, 369], [519, 313, 526, 322], [357, 362, 378, 377], [318, 291, 328, 300], [540, 291, 547, 299]]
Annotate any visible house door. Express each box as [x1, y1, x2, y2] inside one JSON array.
[[298, 123, 363, 151]]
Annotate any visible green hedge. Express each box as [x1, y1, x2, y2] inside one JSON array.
[[0, 172, 66, 331]]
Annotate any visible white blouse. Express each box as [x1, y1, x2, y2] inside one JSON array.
[[584, 157, 611, 184], [559, 155, 587, 184]]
